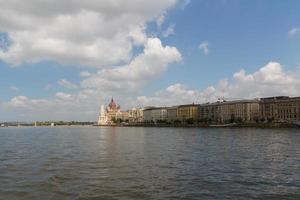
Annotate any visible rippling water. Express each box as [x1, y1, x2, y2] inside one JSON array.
[[0, 127, 300, 200]]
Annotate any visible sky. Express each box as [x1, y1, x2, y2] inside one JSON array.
[[0, 0, 300, 121]]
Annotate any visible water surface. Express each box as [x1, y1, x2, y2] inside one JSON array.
[[0, 127, 300, 199]]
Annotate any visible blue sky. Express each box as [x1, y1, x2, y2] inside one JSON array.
[[0, 0, 300, 121], [156, 0, 300, 90]]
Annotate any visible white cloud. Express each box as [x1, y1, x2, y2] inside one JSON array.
[[0, 0, 186, 121], [79, 71, 91, 77], [8, 96, 29, 108], [156, 13, 166, 29], [288, 27, 300, 37], [0, 0, 181, 67], [0, 37, 181, 121], [58, 79, 78, 89], [2, 61, 300, 121], [162, 24, 175, 37], [3, 90, 100, 121], [55, 92, 72, 100], [81, 37, 182, 92], [199, 41, 209, 55], [138, 83, 199, 106], [138, 62, 300, 106]]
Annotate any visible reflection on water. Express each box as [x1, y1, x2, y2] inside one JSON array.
[[0, 127, 300, 199]]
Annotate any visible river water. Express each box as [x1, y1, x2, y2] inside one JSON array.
[[0, 127, 299, 200]]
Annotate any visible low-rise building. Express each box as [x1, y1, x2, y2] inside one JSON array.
[[116, 110, 129, 122], [260, 96, 300, 122], [143, 107, 167, 123], [97, 98, 128, 125], [199, 100, 260, 123], [219, 100, 260, 123], [128, 108, 143, 123], [177, 104, 199, 122], [166, 106, 178, 123], [198, 103, 219, 123]]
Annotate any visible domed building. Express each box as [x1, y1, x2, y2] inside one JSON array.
[[98, 98, 128, 125]]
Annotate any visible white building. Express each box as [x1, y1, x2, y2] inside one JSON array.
[[128, 108, 143, 123], [143, 107, 167, 123], [97, 98, 129, 125], [98, 104, 108, 125]]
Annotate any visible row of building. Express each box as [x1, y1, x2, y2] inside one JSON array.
[[98, 96, 300, 125], [98, 98, 143, 125]]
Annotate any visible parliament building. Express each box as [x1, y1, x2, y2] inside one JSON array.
[[97, 98, 128, 125]]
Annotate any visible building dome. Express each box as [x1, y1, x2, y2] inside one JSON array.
[[108, 98, 117, 109]]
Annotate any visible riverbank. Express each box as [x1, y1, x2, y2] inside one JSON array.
[[1, 123, 299, 129], [95, 122, 299, 129], [0, 124, 95, 128]]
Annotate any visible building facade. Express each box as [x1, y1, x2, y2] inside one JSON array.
[[177, 104, 199, 122], [218, 100, 260, 123], [98, 104, 108, 125], [97, 98, 126, 125], [166, 106, 178, 122], [199, 100, 260, 123], [260, 96, 300, 122], [143, 107, 167, 123], [116, 110, 129, 122], [98, 96, 300, 126], [198, 103, 219, 123], [128, 108, 143, 123]]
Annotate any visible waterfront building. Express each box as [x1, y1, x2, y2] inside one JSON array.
[[177, 104, 199, 123], [142, 107, 155, 122], [116, 110, 129, 122], [198, 103, 219, 123], [128, 108, 143, 123], [260, 96, 300, 122], [106, 98, 121, 122], [143, 107, 167, 123], [218, 100, 260, 123], [199, 100, 260, 123], [97, 96, 300, 126], [98, 104, 108, 125], [97, 98, 127, 125], [166, 106, 178, 123]]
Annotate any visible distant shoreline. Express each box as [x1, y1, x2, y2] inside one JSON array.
[[1, 123, 299, 129], [95, 123, 299, 129]]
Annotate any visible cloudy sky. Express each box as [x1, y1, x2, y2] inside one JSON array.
[[0, 0, 300, 121]]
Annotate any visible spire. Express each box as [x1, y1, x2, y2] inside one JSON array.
[[109, 97, 117, 109]]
